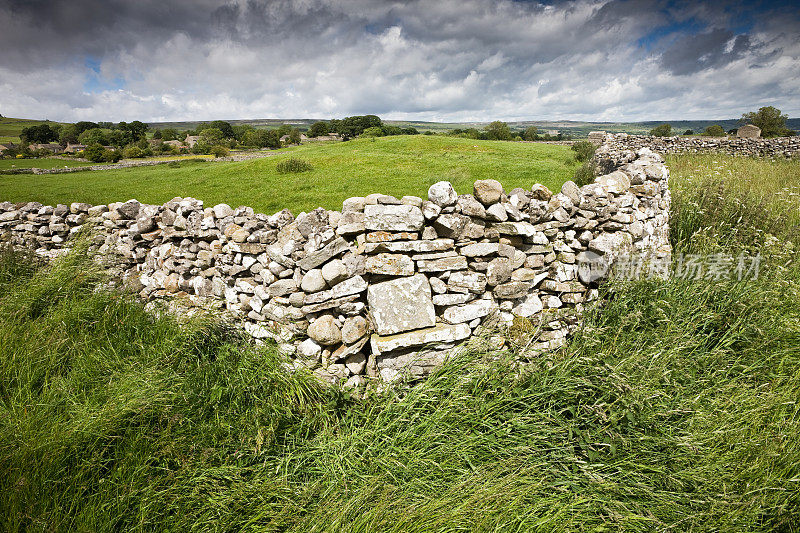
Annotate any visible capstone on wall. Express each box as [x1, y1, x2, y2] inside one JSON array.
[[0, 142, 670, 386]]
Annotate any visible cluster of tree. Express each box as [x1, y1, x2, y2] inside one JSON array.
[[742, 106, 795, 137], [305, 116, 418, 139], [447, 123, 565, 142]]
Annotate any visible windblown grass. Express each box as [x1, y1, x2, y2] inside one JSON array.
[[0, 153, 799, 531]]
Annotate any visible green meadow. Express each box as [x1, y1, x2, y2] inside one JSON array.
[[0, 136, 580, 213], [1, 152, 799, 531]]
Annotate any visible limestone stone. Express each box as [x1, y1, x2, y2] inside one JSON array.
[[493, 281, 531, 299], [433, 292, 473, 306], [492, 221, 537, 237], [486, 258, 511, 286], [367, 274, 435, 335], [321, 258, 349, 285], [370, 322, 470, 353], [512, 293, 543, 317], [303, 275, 368, 304], [268, 278, 298, 297], [364, 239, 454, 254], [530, 183, 553, 201], [442, 299, 492, 324], [460, 242, 499, 257], [364, 204, 425, 232], [473, 179, 504, 205], [307, 315, 341, 346], [561, 181, 582, 205], [300, 268, 326, 292], [342, 316, 369, 344], [485, 203, 508, 222], [457, 195, 486, 218], [428, 181, 457, 207], [213, 203, 234, 218], [448, 271, 487, 293], [433, 213, 469, 239], [416, 255, 467, 272], [297, 338, 322, 360], [365, 253, 415, 276], [297, 237, 350, 270]]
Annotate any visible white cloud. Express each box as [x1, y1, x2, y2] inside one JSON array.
[[0, 0, 797, 122]]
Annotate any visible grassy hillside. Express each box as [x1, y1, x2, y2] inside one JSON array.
[[0, 117, 65, 143], [1, 153, 798, 531], [0, 136, 579, 214]]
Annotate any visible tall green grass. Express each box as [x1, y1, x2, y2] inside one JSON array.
[[1, 153, 799, 531]]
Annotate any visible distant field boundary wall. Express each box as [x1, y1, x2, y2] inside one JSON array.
[[0, 141, 670, 386], [592, 132, 800, 158]]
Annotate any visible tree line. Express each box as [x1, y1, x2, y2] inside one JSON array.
[[648, 106, 796, 138]]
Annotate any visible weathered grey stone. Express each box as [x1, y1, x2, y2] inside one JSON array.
[[492, 221, 537, 237], [493, 281, 531, 299], [473, 179, 504, 205], [300, 294, 360, 314], [433, 213, 469, 239], [428, 181, 457, 207], [370, 322, 470, 353], [460, 243, 499, 257], [268, 278, 298, 297], [531, 183, 553, 201], [401, 195, 423, 207], [303, 275, 368, 304], [422, 201, 442, 220], [561, 181, 582, 205], [297, 338, 322, 361], [321, 258, 348, 285], [342, 316, 369, 344], [364, 204, 424, 232], [512, 294, 543, 317], [448, 271, 487, 293], [301, 268, 326, 293], [298, 237, 350, 270], [432, 292, 473, 306], [307, 315, 341, 346], [366, 253, 415, 276], [485, 203, 508, 222], [213, 203, 234, 218], [117, 200, 141, 219], [486, 258, 511, 286], [457, 195, 486, 218], [367, 274, 435, 335], [443, 299, 492, 324], [342, 197, 366, 212], [416, 255, 467, 272], [363, 239, 454, 254], [429, 276, 447, 294]]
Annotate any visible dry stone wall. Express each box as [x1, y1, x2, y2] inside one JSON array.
[[597, 132, 800, 158], [0, 142, 671, 386]]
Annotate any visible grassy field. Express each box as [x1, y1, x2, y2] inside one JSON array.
[[0, 136, 579, 213], [1, 153, 799, 531], [0, 158, 92, 170]]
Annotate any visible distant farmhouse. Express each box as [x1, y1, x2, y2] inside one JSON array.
[[184, 135, 201, 148]]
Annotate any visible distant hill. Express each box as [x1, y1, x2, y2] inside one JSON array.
[[4, 116, 798, 142]]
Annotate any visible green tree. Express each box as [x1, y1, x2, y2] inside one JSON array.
[[361, 126, 384, 137], [703, 124, 726, 137], [78, 128, 109, 146], [208, 120, 234, 139], [58, 124, 79, 145], [20, 124, 58, 143], [523, 126, 538, 141], [160, 128, 179, 141], [571, 140, 596, 163], [288, 128, 302, 145], [649, 124, 672, 137], [485, 121, 512, 141], [308, 121, 329, 137], [199, 128, 225, 145], [74, 121, 99, 135], [683, 129, 694, 135], [741, 106, 788, 138]]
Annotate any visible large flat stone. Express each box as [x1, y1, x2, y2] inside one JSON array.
[[367, 273, 435, 335], [416, 255, 467, 272], [370, 322, 471, 353], [297, 237, 351, 271], [365, 253, 415, 276], [363, 239, 454, 254], [442, 299, 493, 324], [492, 221, 538, 237], [364, 204, 425, 232], [303, 275, 368, 304]]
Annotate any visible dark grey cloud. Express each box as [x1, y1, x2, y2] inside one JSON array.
[[660, 28, 752, 75], [0, 0, 798, 122]]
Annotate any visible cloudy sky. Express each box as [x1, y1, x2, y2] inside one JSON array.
[[1, 0, 798, 123]]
